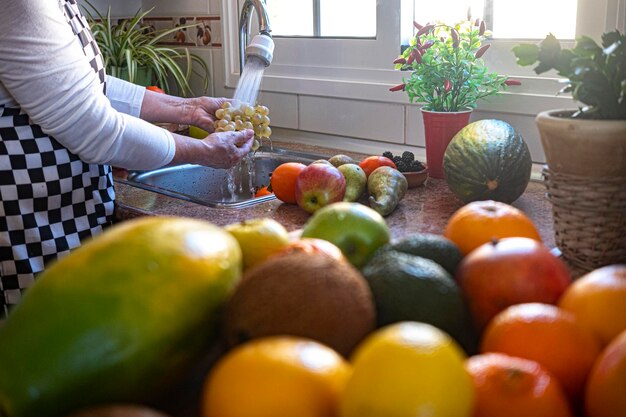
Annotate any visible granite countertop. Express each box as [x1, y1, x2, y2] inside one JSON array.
[[113, 141, 554, 248]]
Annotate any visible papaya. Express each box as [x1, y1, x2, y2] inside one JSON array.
[[0, 217, 242, 417]]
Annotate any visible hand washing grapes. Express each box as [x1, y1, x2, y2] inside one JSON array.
[[214, 101, 272, 151]]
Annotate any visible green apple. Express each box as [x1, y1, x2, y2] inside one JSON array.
[[224, 218, 290, 270], [301, 202, 390, 267], [328, 154, 356, 167], [338, 163, 367, 202]]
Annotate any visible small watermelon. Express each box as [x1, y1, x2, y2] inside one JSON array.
[[443, 119, 532, 203]]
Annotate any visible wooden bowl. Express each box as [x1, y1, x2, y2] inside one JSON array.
[[402, 167, 429, 188]]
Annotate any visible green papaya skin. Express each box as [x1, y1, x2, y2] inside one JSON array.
[[0, 217, 242, 417], [367, 166, 408, 216]]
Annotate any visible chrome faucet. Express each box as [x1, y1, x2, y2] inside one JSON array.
[[239, 0, 274, 72]]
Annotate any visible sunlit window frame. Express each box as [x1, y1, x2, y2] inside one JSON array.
[[223, 0, 625, 113]]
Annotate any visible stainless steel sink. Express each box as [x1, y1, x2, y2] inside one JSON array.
[[119, 146, 328, 208]]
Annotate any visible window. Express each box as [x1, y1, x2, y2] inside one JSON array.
[[401, 0, 578, 42], [222, 0, 625, 102], [267, 0, 376, 38]]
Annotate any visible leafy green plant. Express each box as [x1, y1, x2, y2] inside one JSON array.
[[513, 31, 626, 119], [390, 19, 515, 112], [82, 1, 210, 97]]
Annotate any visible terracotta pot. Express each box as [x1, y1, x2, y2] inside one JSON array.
[[536, 109, 626, 275], [421, 108, 472, 179]]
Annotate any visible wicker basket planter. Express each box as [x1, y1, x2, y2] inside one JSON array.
[[536, 110, 626, 276]]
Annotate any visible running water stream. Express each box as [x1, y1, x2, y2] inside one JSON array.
[[225, 56, 268, 201]]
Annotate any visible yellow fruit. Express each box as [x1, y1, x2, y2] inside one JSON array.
[[340, 322, 474, 417], [189, 125, 209, 139], [224, 218, 290, 270], [202, 336, 351, 417]]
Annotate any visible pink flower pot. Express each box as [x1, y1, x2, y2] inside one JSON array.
[[421, 108, 472, 178]]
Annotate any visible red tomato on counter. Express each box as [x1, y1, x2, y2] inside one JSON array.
[[358, 156, 397, 177]]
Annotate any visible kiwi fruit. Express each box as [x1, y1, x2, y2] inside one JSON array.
[[223, 251, 376, 357]]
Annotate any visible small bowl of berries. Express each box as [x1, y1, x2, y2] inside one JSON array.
[[383, 151, 428, 188]]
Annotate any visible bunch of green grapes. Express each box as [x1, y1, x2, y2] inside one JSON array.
[[214, 102, 271, 151]]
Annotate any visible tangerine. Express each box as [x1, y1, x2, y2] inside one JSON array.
[[585, 329, 626, 417], [558, 264, 626, 347], [480, 303, 601, 403], [202, 336, 351, 417], [443, 200, 541, 255], [270, 162, 306, 204], [465, 353, 573, 417]]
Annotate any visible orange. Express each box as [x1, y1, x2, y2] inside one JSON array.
[[202, 336, 351, 417], [465, 353, 573, 417], [254, 185, 273, 197], [443, 200, 541, 255], [270, 162, 306, 204], [585, 329, 626, 417], [558, 264, 626, 347], [480, 303, 601, 403]]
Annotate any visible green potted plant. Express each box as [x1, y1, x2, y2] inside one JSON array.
[[390, 19, 517, 178], [82, 2, 210, 96], [513, 31, 626, 275]]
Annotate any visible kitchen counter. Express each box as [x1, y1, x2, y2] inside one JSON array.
[[113, 141, 555, 417], [113, 141, 555, 248]]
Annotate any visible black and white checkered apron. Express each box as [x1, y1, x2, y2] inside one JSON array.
[[0, 0, 114, 318]]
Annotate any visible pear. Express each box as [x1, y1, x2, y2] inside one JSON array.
[[329, 154, 356, 167], [310, 159, 334, 166], [338, 163, 367, 202]]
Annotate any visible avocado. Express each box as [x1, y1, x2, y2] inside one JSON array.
[[384, 233, 463, 276], [361, 250, 477, 353]]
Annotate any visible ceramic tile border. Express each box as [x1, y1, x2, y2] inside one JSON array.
[[142, 15, 222, 48]]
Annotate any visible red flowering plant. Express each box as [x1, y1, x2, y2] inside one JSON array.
[[390, 19, 520, 111]]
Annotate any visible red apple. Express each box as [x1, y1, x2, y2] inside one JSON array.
[[295, 164, 346, 213], [456, 237, 572, 332]]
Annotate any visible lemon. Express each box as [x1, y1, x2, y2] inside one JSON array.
[[224, 218, 290, 270], [202, 336, 352, 417], [340, 322, 474, 417], [189, 125, 209, 139]]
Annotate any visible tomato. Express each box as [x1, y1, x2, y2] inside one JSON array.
[[146, 86, 165, 94], [358, 156, 397, 177], [270, 162, 306, 204], [254, 186, 273, 198]]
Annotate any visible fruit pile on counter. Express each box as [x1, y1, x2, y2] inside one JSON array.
[[1, 198, 624, 417]]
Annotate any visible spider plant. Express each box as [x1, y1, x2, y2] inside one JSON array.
[[82, 1, 210, 97]]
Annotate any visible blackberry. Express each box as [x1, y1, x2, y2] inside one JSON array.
[[401, 151, 415, 163], [382, 151, 394, 160], [410, 160, 425, 172], [396, 161, 409, 172], [392, 156, 403, 165]]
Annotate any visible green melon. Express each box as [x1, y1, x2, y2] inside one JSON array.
[[443, 119, 532, 203]]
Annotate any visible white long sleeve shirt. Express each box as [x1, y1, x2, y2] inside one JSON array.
[[0, 0, 175, 170]]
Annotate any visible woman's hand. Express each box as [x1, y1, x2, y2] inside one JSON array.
[[187, 96, 231, 133], [169, 129, 254, 169], [140, 91, 232, 133]]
